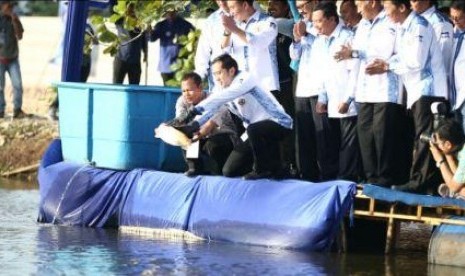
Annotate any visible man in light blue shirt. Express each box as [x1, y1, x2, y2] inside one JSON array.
[[335, 0, 405, 187], [194, 0, 230, 92], [174, 54, 292, 180], [373, 0, 448, 194]]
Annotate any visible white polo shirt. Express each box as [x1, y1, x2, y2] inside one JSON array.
[[290, 21, 324, 98], [194, 72, 292, 129], [388, 11, 448, 108], [226, 11, 280, 93], [421, 6, 454, 75], [316, 23, 358, 118], [194, 9, 229, 81], [351, 11, 402, 104]]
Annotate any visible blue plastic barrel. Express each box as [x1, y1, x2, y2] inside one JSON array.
[[57, 82, 185, 172]]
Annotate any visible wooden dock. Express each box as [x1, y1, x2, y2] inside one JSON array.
[[352, 185, 465, 253]]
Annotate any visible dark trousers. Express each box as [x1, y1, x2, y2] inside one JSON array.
[[223, 120, 289, 176], [185, 133, 235, 175], [339, 116, 362, 182], [222, 140, 254, 177], [357, 102, 404, 186], [295, 96, 339, 181], [272, 80, 296, 169], [247, 120, 290, 173], [406, 96, 446, 192], [113, 57, 141, 85]]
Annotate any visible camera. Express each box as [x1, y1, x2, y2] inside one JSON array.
[[419, 102, 449, 143], [419, 133, 436, 144]]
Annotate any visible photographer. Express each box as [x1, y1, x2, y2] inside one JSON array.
[[429, 119, 465, 199]]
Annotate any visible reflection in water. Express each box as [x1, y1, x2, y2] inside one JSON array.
[[1, 181, 465, 275]]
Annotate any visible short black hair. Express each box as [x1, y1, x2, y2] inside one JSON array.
[[436, 119, 465, 149], [451, 0, 465, 13], [388, 0, 411, 10], [181, 72, 202, 87], [313, 1, 339, 24], [212, 54, 239, 75]]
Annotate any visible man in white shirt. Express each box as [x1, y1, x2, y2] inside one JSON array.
[[451, 1, 465, 131], [410, 0, 454, 80], [372, 0, 448, 193], [220, 0, 279, 95], [194, 0, 229, 92], [313, 2, 362, 181], [175, 54, 292, 180], [290, 0, 340, 181], [335, 0, 405, 187]]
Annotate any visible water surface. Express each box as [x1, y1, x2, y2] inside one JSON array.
[[1, 179, 464, 275]]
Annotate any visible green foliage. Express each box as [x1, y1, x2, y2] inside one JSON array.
[[165, 29, 201, 87], [89, 0, 217, 87]]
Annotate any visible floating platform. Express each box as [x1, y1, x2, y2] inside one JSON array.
[[38, 140, 356, 251]]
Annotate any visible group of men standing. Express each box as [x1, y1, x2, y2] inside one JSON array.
[[161, 0, 465, 195]]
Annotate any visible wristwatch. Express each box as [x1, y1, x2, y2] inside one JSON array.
[[351, 50, 359, 59], [223, 31, 231, 36]]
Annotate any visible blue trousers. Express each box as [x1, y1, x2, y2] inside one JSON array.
[[0, 58, 23, 112]]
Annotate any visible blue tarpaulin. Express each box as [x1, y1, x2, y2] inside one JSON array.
[[38, 140, 356, 250]]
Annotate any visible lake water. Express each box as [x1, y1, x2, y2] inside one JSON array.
[[2, 178, 465, 275]]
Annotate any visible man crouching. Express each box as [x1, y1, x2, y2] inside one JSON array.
[[175, 54, 292, 180]]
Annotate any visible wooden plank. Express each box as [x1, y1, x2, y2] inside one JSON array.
[[1, 163, 40, 177], [385, 205, 396, 254]]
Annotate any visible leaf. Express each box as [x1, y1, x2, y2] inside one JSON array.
[[109, 13, 123, 23]]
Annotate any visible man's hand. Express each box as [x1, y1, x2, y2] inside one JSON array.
[[293, 21, 307, 42], [338, 102, 349, 114], [366, 59, 389, 75], [316, 102, 327, 114], [222, 14, 237, 34], [334, 44, 352, 62], [429, 141, 445, 163]]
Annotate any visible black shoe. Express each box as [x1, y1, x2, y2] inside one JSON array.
[[243, 170, 273, 180], [391, 182, 423, 194], [184, 169, 200, 177], [0, 111, 3, 118], [12, 109, 30, 119]]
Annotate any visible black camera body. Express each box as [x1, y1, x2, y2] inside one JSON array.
[[420, 102, 449, 143]]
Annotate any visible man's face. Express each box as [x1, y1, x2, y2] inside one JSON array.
[[296, 0, 314, 21], [215, 0, 229, 12], [0, 3, 12, 14], [227, 1, 247, 22], [451, 7, 465, 31], [340, 1, 360, 28], [312, 10, 334, 36], [410, 0, 430, 14], [181, 79, 203, 105], [383, 1, 404, 24], [268, 0, 289, 19], [212, 62, 235, 88]]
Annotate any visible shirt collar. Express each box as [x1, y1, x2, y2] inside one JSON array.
[[328, 22, 343, 40], [401, 11, 415, 31], [244, 10, 260, 24], [421, 5, 436, 18]]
